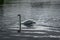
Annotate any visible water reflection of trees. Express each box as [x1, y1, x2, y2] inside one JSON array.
[[0, 6, 4, 30], [31, 2, 51, 8]]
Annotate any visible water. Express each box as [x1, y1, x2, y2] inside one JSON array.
[[1, 1, 60, 40]]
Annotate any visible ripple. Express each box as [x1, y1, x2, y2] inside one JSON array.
[[3, 36, 11, 39], [23, 31, 46, 34]]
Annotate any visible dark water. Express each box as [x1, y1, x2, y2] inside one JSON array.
[[0, 1, 60, 40]]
